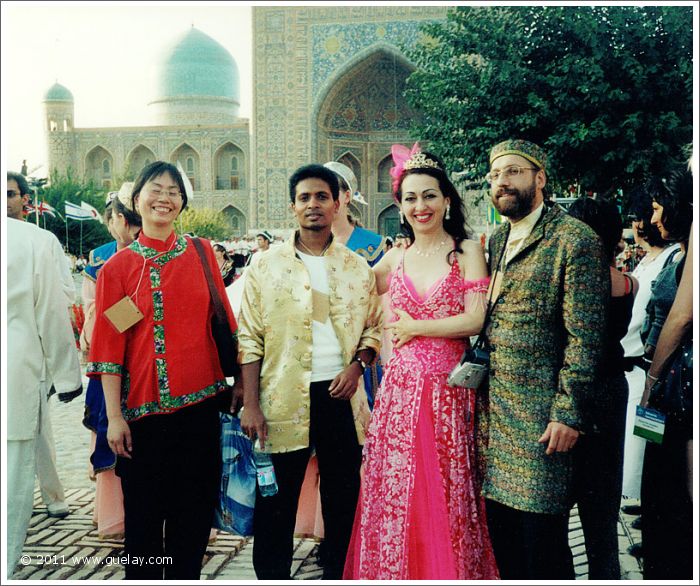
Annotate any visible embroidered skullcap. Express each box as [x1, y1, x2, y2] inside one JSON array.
[[256, 230, 273, 242], [117, 182, 135, 210], [490, 139, 547, 170]]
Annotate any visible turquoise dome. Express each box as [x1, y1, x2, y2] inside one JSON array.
[[44, 82, 74, 101], [157, 27, 239, 101]]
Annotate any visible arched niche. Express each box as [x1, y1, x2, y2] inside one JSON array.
[[170, 143, 200, 191], [214, 142, 246, 190], [85, 146, 114, 189], [126, 145, 157, 180], [221, 204, 246, 237], [377, 154, 393, 194], [378, 203, 400, 239]]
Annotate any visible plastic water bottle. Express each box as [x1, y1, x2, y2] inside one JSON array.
[[254, 450, 278, 497]]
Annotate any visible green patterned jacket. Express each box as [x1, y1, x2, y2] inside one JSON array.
[[481, 203, 608, 514]]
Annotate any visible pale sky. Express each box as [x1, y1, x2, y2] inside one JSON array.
[[1, 1, 253, 176]]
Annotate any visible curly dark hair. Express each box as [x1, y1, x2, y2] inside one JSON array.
[[627, 178, 666, 248], [394, 151, 472, 258], [654, 166, 693, 244]]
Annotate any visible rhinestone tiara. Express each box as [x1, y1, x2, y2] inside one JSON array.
[[403, 152, 441, 171]]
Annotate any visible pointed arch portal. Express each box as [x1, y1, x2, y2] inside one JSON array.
[[315, 46, 421, 230]]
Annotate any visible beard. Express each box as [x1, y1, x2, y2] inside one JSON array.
[[492, 182, 537, 221]]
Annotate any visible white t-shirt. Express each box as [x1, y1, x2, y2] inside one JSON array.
[[620, 243, 681, 358], [297, 251, 345, 382]]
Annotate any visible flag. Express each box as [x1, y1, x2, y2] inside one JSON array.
[[65, 201, 96, 221], [25, 201, 59, 219], [81, 201, 103, 223]]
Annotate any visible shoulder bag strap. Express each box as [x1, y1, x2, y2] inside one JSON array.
[[191, 237, 227, 322], [471, 240, 508, 351]]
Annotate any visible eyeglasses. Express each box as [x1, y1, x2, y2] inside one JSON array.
[[7, 189, 21, 197], [148, 187, 182, 199], [485, 165, 539, 185]]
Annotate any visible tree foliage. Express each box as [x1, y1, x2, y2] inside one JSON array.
[[28, 169, 111, 256], [404, 5, 693, 202], [176, 207, 232, 242]]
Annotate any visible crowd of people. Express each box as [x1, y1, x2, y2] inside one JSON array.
[[5, 135, 694, 581]]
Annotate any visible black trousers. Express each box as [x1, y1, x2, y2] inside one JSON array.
[[641, 423, 692, 579], [252, 380, 362, 580], [574, 372, 628, 579], [485, 499, 574, 580], [116, 398, 220, 580]]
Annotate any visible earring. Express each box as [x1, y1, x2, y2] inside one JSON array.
[[445, 205, 451, 220], [399, 210, 404, 224]]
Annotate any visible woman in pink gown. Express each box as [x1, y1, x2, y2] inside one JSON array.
[[344, 145, 499, 580]]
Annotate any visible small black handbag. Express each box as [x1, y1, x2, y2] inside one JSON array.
[[648, 333, 693, 433]]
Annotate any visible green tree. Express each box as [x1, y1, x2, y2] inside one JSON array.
[[28, 169, 111, 256], [177, 207, 232, 241], [404, 5, 693, 203]]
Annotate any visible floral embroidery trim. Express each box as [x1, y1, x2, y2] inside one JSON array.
[[156, 357, 170, 403], [154, 324, 166, 355], [152, 290, 164, 322], [129, 235, 187, 266], [122, 380, 227, 421], [87, 361, 124, 376], [149, 266, 161, 288]]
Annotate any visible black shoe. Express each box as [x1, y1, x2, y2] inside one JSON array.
[[628, 543, 643, 558], [621, 504, 642, 515], [630, 516, 642, 530]]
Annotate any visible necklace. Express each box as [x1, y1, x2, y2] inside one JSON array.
[[296, 235, 332, 257], [412, 238, 448, 258]]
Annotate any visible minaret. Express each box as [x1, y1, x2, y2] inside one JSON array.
[[43, 82, 77, 175]]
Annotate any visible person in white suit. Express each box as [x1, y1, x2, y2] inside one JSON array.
[[6, 214, 82, 577], [7, 171, 78, 521]]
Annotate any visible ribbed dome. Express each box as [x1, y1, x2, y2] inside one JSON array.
[[156, 27, 239, 101], [44, 82, 74, 102]]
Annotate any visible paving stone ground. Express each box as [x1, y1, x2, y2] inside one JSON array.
[[12, 308, 642, 580]]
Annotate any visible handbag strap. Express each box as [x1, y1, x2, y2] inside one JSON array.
[[191, 237, 227, 322]]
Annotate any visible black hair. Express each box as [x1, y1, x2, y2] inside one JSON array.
[[112, 197, 142, 228], [213, 243, 232, 261], [654, 166, 693, 244], [104, 204, 114, 224], [131, 161, 188, 213], [627, 179, 666, 248], [7, 171, 30, 196], [567, 197, 623, 262], [394, 151, 472, 256], [289, 164, 339, 203]]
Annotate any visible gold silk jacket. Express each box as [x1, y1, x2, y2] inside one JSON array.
[[238, 234, 382, 452]]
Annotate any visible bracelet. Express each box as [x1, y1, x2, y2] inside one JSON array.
[[647, 374, 659, 382]]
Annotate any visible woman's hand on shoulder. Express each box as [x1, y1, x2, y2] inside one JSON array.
[[458, 239, 489, 281]]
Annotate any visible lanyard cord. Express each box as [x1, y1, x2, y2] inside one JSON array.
[[131, 237, 178, 305]]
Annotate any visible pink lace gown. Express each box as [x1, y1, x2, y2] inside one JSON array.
[[344, 254, 499, 580]]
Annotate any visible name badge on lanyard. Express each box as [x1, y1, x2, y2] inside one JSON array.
[[633, 405, 666, 444]]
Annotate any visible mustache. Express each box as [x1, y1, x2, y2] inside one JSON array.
[[496, 189, 518, 197]]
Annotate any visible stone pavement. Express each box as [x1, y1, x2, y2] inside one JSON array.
[[11, 383, 643, 580]]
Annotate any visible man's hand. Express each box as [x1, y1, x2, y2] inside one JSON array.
[[241, 403, 268, 449], [230, 378, 244, 415], [538, 421, 579, 455], [107, 416, 132, 459], [329, 363, 363, 400]]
